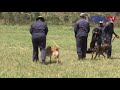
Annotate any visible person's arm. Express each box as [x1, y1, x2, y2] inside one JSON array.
[[113, 31, 119, 38], [92, 28, 97, 34], [45, 24, 48, 36], [87, 22, 90, 33], [112, 24, 119, 38], [74, 22, 78, 37], [30, 25, 33, 35]]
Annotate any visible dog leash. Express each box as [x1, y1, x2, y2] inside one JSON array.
[[112, 35, 120, 42]]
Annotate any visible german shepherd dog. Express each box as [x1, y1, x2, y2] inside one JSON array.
[[91, 43, 111, 59], [87, 28, 111, 59]]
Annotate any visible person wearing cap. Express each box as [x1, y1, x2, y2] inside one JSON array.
[[103, 19, 119, 59], [30, 16, 48, 64], [89, 21, 104, 50], [74, 13, 90, 60]]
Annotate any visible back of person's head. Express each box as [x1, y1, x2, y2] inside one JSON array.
[[36, 16, 45, 22], [99, 21, 104, 26], [80, 13, 86, 19], [109, 18, 114, 24], [99, 21, 103, 24]]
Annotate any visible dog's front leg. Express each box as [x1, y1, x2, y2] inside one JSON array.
[[94, 52, 98, 59], [98, 53, 101, 60], [91, 51, 94, 60], [101, 53, 106, 59]]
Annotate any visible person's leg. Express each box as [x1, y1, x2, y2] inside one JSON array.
[[107, 39, 112, 59], [38, 37, 46, 63], [32, 37, 39, 62], [76, 36, 82, 60], [82, 36, 87, 59]]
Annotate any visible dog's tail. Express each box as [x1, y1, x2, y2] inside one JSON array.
[[53, 41, 63, 49], [53, 41, 59, 48]]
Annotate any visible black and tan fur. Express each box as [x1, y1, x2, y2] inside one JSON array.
[[91, 43, 111, 59]]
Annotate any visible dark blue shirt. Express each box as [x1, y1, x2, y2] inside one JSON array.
[[103, 22, 114, 39], [74, 18, 90, 37], [30, 20, 48, 37]]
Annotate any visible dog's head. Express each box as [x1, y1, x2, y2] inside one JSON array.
[[46, 46, 51, 51], [46, 46, 52, 55]]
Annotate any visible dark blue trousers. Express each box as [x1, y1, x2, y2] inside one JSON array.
[[32, 36, 46, 62], [106, 39, 112, 58], [76, 36, 87, 59]]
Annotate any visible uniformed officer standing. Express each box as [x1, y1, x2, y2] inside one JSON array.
[[30, 16, 48, 63], [103, 19, 119, 59], [74, 13, 90, 60]]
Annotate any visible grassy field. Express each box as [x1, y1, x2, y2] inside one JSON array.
[[0, 24, 120, 78]]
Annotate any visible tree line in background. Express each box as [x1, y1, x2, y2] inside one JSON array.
[[0, 12, 120, 27]]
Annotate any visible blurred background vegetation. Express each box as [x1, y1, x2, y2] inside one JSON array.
[[0, 12, 120, 27]]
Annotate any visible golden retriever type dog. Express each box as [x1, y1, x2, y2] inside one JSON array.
[[46, 42, 60, 63]]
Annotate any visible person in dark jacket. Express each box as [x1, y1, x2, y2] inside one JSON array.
[[74, 13, 90, 60], [103, 19, 119, 59], [30, 16, 48, 63]]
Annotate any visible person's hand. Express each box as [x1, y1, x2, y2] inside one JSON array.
[[75, 35, 77, 38], [115, 35, 119, 38]]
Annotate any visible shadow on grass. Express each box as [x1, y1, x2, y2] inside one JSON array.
[[45, 61, 63, 65], [88, 57, 120, 60], [111, 57, 120, 60]]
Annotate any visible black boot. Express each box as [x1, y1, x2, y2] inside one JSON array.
[[33, 59, 38, 62], [78, 55, 82, 60], [40, 60, 46, 64], [87, 48, 93, 53]]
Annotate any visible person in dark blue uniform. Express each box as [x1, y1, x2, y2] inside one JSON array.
[[103, 19, 119, 59], [74, 13, 90, 60], [30, 16, 48, 63]]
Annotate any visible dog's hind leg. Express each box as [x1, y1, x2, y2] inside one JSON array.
[[56, 58, 59, 64], [55, 55, 59, 64], [50, 56, 52, 63], [57, 55, 61, 64], [57, 56, 59, 64]]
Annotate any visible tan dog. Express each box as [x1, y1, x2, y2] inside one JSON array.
[[46, 42, 60, 63]]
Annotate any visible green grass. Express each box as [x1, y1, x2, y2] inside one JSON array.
[[0, 24, 120, 78]]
